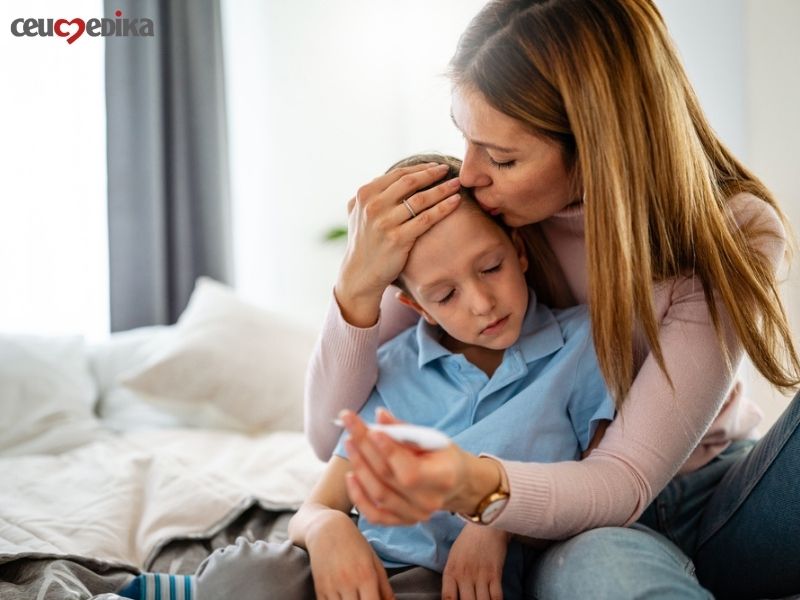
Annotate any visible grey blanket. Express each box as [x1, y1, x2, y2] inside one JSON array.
[[0, 505, 294, 600]]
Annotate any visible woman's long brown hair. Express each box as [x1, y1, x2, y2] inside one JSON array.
[[450, 0, 800, 404]]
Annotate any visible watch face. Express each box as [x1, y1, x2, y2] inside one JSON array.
[[481, 497, 509, 525]]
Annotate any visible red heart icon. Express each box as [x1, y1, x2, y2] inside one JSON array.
[[54, 18, 86, 44]]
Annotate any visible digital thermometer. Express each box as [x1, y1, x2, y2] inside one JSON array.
[[333, 419, 451, 451]]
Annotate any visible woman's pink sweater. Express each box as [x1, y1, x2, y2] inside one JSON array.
[[304, 193, 786, 539]]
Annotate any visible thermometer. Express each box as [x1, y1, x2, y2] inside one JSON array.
[[333, 419, 451, 451]]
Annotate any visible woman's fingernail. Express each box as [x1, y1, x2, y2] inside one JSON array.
[[447, 177, 461, 187], [444, 193, 461, 205]]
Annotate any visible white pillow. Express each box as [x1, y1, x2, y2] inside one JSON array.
[[89, 326, 186, 431], [119, 278, 317, 433], [0, 334, 103, 456]]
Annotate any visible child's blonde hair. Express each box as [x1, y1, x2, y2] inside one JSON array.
[[387, 153, 509, 297]]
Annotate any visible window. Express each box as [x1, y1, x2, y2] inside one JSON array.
[[0, 0, 108, 340]]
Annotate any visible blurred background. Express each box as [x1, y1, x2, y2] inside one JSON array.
[[0, 0, 797, 425]]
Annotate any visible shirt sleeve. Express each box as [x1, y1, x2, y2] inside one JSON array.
[[304, 286, 417, 460], [566, 326, 617, 452], [488, 194, 787, 539]]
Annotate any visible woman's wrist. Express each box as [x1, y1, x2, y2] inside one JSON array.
[[333, 282, 384, 328], [449, 454, 504, 515]]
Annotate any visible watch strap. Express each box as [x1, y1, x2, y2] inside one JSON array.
[[460, 461, 509, 524]]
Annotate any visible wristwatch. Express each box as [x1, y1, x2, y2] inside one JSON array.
[[462, 479, 509, 525]]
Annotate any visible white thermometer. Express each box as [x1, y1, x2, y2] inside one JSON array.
[[333, 419, 451, 451]]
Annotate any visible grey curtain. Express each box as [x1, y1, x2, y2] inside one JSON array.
[[105, 0, 232, 331]]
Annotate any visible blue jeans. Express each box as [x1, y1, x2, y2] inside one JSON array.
[[501, 527, 712, 598], [511, 391, 800, 600]]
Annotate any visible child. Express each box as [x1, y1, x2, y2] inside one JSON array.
[[148, 154, 615, 600]]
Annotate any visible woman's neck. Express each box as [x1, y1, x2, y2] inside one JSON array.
[[552, 198, 585, 219]]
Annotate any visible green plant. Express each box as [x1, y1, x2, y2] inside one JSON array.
[[323, 226, 347, 242]]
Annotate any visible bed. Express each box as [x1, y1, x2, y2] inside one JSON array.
[[0, 278, 326, 599]]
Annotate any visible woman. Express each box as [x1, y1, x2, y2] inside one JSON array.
[[307, 0, 800, 598]]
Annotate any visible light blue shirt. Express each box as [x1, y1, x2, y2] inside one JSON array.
[[334, 294, 615, 572]]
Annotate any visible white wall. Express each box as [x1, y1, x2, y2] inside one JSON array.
[[656, 0, 748, 158], [221, 0, 486, 329], [741, 0, 800, 426]]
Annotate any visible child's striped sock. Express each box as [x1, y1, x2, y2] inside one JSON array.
[[118, 573, 196, 600]]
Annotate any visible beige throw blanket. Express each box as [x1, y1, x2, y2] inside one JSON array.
[[0, 429, 325, 569]]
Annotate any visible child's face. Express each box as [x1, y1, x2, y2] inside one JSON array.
[[400, 205, 529, 351]]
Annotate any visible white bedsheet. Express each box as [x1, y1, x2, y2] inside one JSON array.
[[0, 429, 325, 568]]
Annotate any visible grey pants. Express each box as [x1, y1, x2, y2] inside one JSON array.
[[195, 537, 442, 600]]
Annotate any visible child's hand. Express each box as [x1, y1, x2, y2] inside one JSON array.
[[442, 523, 510, 600], [306, 513, 395, 600]]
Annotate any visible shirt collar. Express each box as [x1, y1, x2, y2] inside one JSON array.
[[416, 320, 452, 368], [515, 295, 565, 363], [414, 290, 566, 368]]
